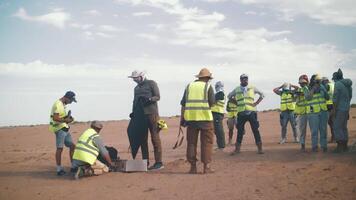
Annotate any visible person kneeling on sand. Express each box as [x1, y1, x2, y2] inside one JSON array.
[[72, 121, 114, 180]]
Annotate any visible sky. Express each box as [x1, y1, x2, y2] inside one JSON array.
[[0, 0, 355, 126]]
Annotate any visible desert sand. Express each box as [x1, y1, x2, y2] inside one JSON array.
[[0, 109, 355, 200]]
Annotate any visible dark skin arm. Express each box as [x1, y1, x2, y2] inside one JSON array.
[[52, 113, 73, 123]]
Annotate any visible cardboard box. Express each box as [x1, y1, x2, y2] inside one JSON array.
[[115, 159, 148, 172]]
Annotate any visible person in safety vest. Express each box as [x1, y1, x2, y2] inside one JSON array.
[[211, 81, 226, 150], [180, 68, 215, 174], [226, 97, 238, 145], [49, 91, 77, 176], [331, 68, 353, 153], [321, 77, 335, 143], [228, 74, 265, 155], [305, 74, 330, 152], [72, 121, 114, 180], [128, 70, 164, 170], [294, 75, 309, 152], [273, 82, 299, 144]]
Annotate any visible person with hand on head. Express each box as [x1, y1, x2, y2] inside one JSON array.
[[128, 70, 164, 170], [180, 68, 215, 174], [49, 91, 77, 176], [273, 82, 299, 144], [72, 121, 114, 180], [294, 75, 309, 151], [228, 74, 265, 155]]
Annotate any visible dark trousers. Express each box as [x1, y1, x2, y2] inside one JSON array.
[[213, 112, 225, 148], [236, 112, 262, 144]]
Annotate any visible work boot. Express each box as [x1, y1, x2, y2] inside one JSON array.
[[257, 143, 264, 154], [312, 146, 318, 152], [74, 167, 84, 180], [342, 141, 349, 152], [188, 164, 197, 174], [300, 144, 306, 152], [333, 141, 343, 153], [203, 164, 215, 174], [322, 147, 328, 153], [148, 162, 164, 170], [230, 143, 241, 155]]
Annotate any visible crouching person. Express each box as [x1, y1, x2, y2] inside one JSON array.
[[72, 121, 114, 180]]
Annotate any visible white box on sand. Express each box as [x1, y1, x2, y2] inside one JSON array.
[[116, 159, 147, 172]]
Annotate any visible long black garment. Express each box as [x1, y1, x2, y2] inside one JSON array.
[[127, 98, 149, 159]]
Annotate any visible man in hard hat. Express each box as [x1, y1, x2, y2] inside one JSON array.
[[226, 97, 238, 145], [72, 121, 114, 180], [49, 91, 77, 176], [294, 75, 309, 151], [305, 74, 329, 152], [128, 70, 164, 170], [321, 77, 335, 143], [273, 83, 299, 144], [228, 74, 265, 154], [332, 69, 353, 153], [180, 68, 215, 174], [211, 81, 226, 150]]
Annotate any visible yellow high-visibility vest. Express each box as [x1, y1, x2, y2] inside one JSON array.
[[326, 82, 334, 105], [49, 100, 69, 133], [211, 94, 226, 114], [184, 81, 213, 121], [73, 128, 100, 165], [235, 86, 256, 112], [306, 92, 327, 114], [226, 100, 238, 118], [294, 87, 307, 115], [280, 92, 295, 111]]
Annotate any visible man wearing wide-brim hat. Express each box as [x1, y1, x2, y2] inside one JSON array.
[[180, 68, 215, 174]]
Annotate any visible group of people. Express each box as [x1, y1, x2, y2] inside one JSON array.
[[49, 67, 353, 178], [272, 69, 353, 153]]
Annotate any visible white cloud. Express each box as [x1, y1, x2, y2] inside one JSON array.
[[95, 32, 115, 38], [99, 25, 121, 32], [137, 33, 158, 41], [70, 23, 94, 30], [132, 11, 152, 17], [14, 8, 71, 29], [84, 9, 101, 16], [202, 0, 356, 26]]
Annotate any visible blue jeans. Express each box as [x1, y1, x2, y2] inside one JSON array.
[[297, 115, 308, 144], [280, 111, 298, 139], [308, 111, 328, 149]]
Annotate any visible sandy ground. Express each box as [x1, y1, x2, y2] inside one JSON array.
[[0, 109, 355, 200]]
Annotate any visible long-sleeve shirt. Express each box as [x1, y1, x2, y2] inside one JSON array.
[[333, 79, 353, 111], [133, 79, 160, 115]]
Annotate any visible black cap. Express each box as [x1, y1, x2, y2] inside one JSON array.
[[64, 91, 77, 103]]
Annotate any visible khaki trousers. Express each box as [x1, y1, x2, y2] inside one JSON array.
[[186, 122, 214, 165]]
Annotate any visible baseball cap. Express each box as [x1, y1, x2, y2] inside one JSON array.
[[64, 91, 77, 103]]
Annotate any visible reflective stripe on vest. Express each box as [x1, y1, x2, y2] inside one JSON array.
[[294, 87, 307, 115], [306, 93, 327, 114], [280, 92, 295, 111], [211, 96, 226, 114], [235, 86, 256, 112], [326, 82, 334, 105], [184, 81, 213, 121], [72, 128, 99, 165], [226, 101, 238, 118]]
